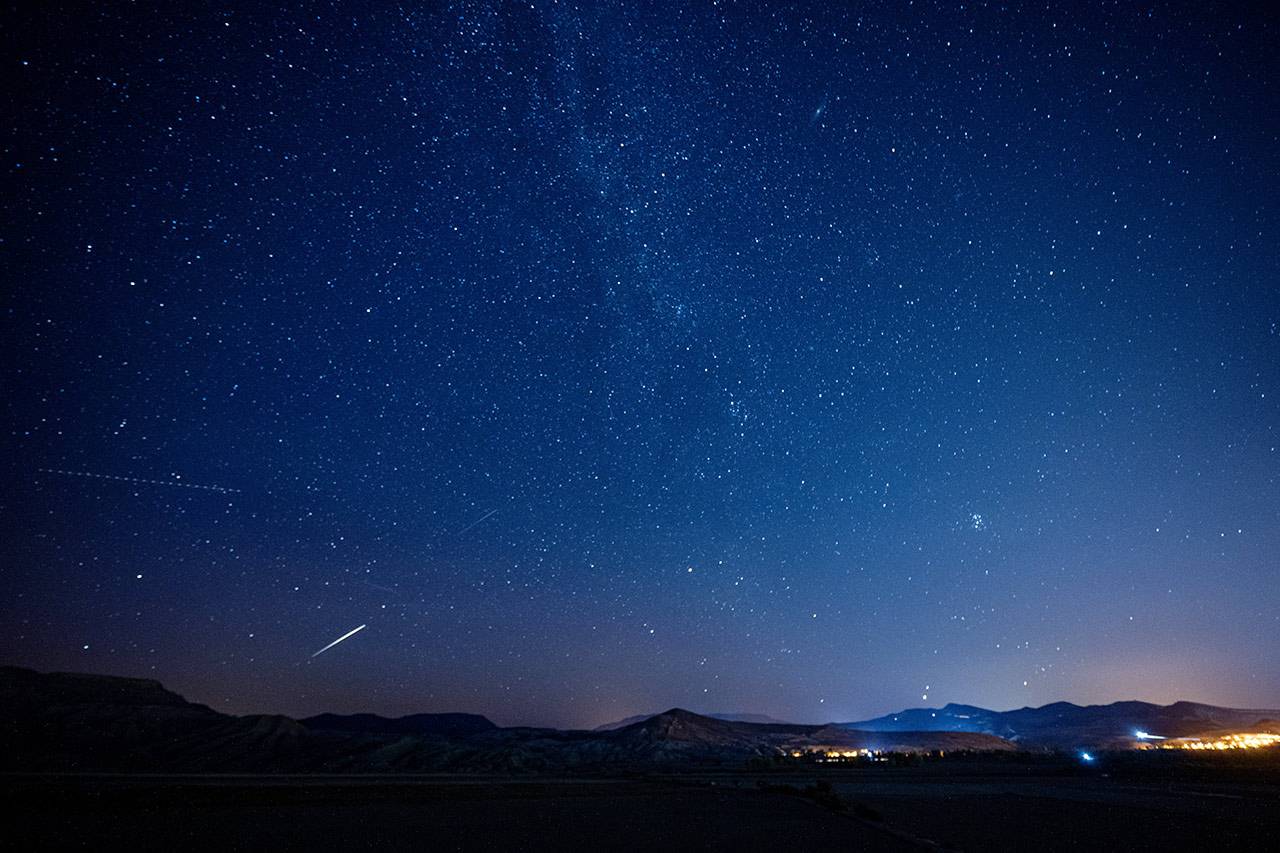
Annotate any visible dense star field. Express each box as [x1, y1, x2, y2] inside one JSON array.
[[2, 2, 1277, 728]]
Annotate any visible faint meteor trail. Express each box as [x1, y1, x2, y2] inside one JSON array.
[[457, 508, 497, 535], [37, 468, 241, 494], [310, 624, 367, 658]]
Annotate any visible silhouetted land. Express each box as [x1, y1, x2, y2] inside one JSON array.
[[4, 667, 1277, 850], [6, 775, 911, 852], [7, 752, 1278, 852]]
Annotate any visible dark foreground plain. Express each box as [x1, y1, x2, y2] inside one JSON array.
[[7, 754, 1278, 852], [11, 776, 907, 852]]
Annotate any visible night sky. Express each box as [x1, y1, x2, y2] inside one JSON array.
[[3, 2, 1278, 729]]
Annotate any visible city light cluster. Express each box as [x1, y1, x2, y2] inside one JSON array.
[[1141, 733, 1280, 751], [786, 747, 880, 762], [824, 749, 875, 759]]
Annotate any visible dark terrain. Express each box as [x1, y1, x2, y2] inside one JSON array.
[[3, 666, 1277, 850], [7, 756, 1278, 852], [6, 776, 911, 852], [840, 699, 1280, 749], [0, 666, 1014, 773]]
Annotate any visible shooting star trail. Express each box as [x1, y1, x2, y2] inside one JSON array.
[[457, 508, 497, 535], [310, 624, 366, 658], [37, 468, 241, 494]]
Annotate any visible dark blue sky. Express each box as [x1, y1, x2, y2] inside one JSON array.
[[3, 1, 1277, 728]]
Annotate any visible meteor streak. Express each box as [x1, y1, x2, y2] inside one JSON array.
[[310, 624, 367, 658], [38, 468, 241, 493]]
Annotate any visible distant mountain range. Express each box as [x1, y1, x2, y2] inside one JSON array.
[[594, 711, 793, 731], [2, 666, 1275, 774], [0, 666, 1010, 773], [300, 711, 498, 738], [837, 700, 1280, 748], [600, 700, 1280, 748]]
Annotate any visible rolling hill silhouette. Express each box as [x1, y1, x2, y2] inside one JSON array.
[[7, 666, 1274, 772], [840, 699, 1280, 748]]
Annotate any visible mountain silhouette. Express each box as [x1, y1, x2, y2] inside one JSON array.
[[300, 712, 497, 738], [840, 699, 1280, 747], [14, 666, 1272, 772], [594, 710, 795, 731]]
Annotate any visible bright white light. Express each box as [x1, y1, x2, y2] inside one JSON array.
[[1134, 730, 1165, 740], [1079, 752, 1094, 762], [310, 623, 367, 658]]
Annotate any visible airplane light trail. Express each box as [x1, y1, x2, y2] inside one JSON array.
[[457, 508, 497, 535], [310, 624, 367, 658], [37, 468, 242, 493]]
